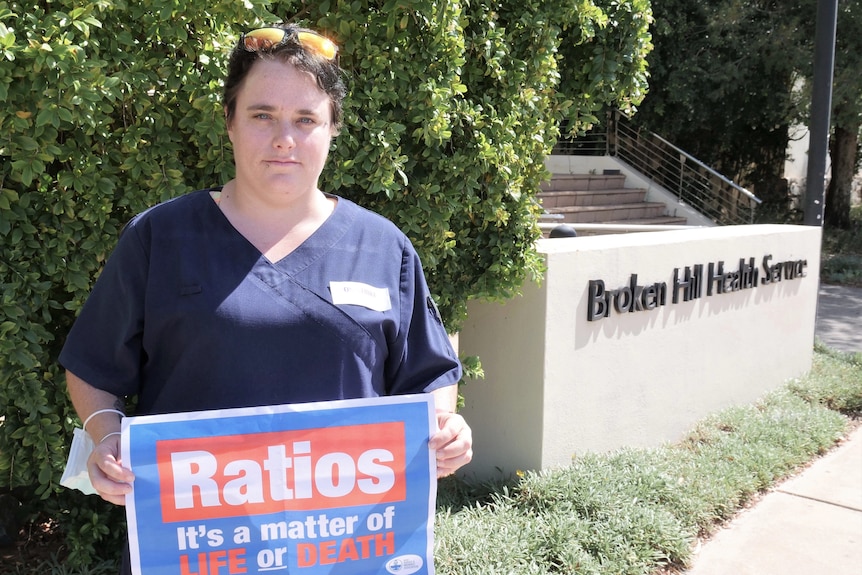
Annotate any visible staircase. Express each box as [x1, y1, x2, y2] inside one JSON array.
[[552, 110, 761, 225], [538, 172, 688, 234]]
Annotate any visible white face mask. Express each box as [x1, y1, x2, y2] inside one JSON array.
[[60, 427, 98, 495]]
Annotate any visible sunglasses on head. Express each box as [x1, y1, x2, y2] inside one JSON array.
[[240, 27, 338, 60]]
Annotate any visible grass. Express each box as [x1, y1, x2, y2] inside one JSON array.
[[434, 345, 861, 575]]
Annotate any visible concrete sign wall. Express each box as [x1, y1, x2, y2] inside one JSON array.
[[459, 225, 822, 481]]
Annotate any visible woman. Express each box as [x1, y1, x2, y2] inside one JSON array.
[[61, 22, 472, 533]]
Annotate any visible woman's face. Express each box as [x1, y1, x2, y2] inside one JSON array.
[[227, 59, 335, 205]]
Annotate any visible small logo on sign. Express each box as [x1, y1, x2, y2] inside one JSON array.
[[386, 554, 423, 574]]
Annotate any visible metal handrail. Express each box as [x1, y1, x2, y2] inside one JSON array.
[[648, 132, 761, 206], [554, 110, 762, 225]]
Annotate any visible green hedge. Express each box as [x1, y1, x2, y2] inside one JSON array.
[[0, 0, 650, 566]]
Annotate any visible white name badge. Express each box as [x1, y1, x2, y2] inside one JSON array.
[[330, 281, 392, 312]]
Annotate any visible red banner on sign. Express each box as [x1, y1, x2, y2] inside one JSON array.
[[156, 422, 407, 522]]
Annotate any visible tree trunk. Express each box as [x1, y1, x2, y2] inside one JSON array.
[[824, 122, 859, 229]]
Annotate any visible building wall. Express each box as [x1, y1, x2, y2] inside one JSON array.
[[459, 225, 822, 481], [785, 126, 862, 206]]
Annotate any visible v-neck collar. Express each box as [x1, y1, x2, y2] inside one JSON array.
[[203, 188, 356, 276]]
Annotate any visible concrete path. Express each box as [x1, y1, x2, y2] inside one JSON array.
[[815, 283, 862, 353], [682, 426, 862, 575]]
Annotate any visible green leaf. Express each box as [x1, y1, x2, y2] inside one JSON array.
[[0, 321, 17, 336]]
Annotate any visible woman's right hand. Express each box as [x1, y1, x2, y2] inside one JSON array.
[[88, 434, 135, 505]]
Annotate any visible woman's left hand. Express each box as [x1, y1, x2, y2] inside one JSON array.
[[430, 411, 473, 477]]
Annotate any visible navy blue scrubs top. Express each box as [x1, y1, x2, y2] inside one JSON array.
[[59, 190, 461, 415]]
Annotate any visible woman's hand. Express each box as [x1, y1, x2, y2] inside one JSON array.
[[88, 434, 135, 506], [66, 371, 135, 505], [430, 411, 473, 477]]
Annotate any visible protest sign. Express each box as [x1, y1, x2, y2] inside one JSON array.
[[122, 394, 437, 575]]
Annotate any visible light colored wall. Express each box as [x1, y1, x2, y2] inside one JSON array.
[[784, 126, 862, 206], [459, 225, 822, 481]]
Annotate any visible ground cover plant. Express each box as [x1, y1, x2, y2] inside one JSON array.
[[432, 344, 860, 575], [3, 344, 859, 574]]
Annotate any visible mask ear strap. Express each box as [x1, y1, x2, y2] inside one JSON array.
[[100, 431, 123, 443], [82, 408, 126, 432]]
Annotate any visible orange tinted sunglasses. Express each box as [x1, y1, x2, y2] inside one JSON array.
[[240, 27, 338, 60]]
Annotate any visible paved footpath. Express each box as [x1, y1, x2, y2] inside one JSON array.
[[681, 426, 862, 575], [681, 283, 862, 575], [814, 283, 862, 353]]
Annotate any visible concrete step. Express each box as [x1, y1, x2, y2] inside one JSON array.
[[540, 173, 626, 192], [539, 188, 647, 208], [540, 172, 689, 229], [602, 215, 689, 226], [547, 216, 692, 237], [547, 202, 669, 224]]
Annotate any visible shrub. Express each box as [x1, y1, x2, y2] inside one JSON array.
[[0, 0, 651, 567]]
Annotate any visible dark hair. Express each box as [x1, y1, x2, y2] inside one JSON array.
[[223, 24, 347, 130]]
